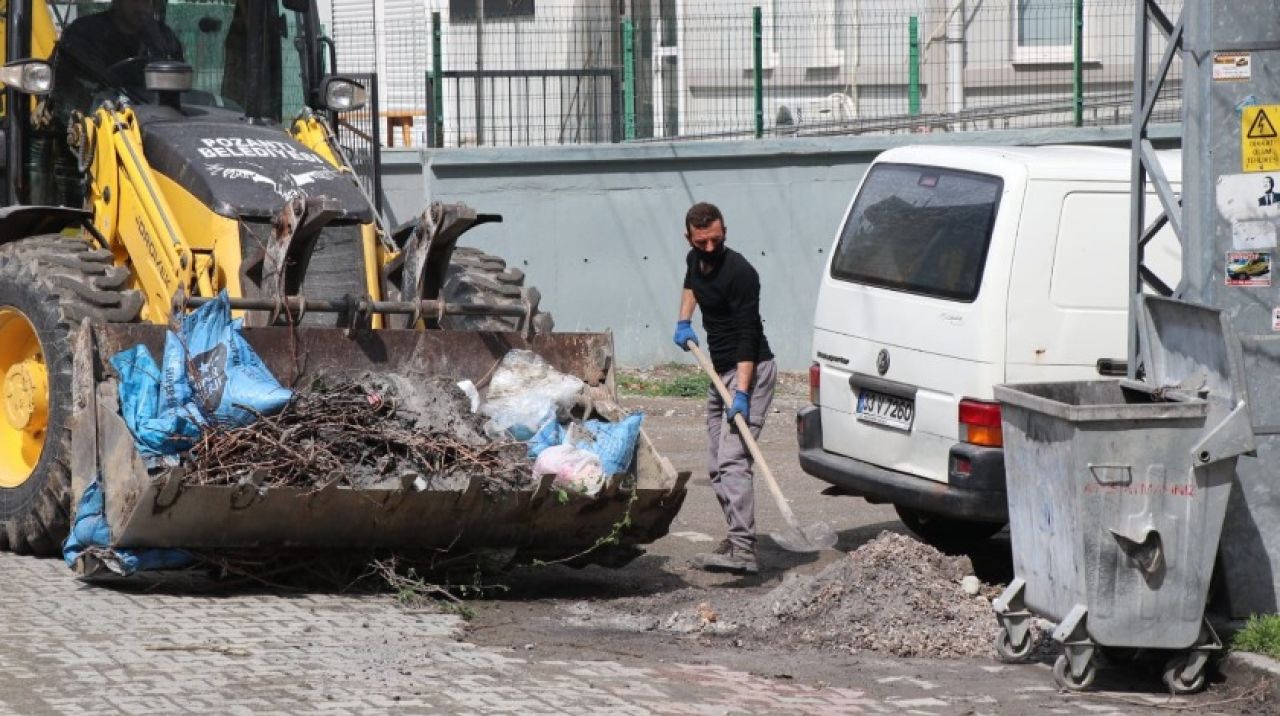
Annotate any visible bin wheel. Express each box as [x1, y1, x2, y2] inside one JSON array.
[[1162, 655, 1206, 695], [995, 627, 1033, 663], [1052, 654, 1096, 691]]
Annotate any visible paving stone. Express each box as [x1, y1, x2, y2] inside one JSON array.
[[0, 554, 1203, 715]]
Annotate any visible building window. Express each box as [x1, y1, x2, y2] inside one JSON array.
[[449, 0, 535, 22], [1014, 0, 1074, 62]]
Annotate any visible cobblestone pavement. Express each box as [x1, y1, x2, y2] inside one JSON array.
[[0, 553, 1261, 715]]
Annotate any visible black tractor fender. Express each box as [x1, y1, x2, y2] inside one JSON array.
[[0, 206, 94, 244]]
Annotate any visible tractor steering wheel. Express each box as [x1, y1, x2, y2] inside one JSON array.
[[103, 55, 150, 87]]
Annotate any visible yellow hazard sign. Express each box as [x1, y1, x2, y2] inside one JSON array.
[[1243, 105, 1280, 172]]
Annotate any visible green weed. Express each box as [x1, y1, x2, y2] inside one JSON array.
[[1232, 613, 1280, 660], [619, 370, 709, 397]]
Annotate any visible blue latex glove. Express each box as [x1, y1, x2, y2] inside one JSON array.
[[673, 320, 698, 351], [726, 389, 750, 423]]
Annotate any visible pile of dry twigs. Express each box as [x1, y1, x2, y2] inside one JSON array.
[[183, 374, 527, 492]]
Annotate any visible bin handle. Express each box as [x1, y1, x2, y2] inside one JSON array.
[[1088, 464, 1133, 486]]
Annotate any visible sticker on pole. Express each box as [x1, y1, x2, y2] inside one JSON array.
[[1226, 251, 1272, 287], [1233, 220, 1278, 250], [1214, 53, 1252, 82], [1243, 106, 1280, 172], [1272, 307, 1280, 331], [1215, 172, 1280, 220]]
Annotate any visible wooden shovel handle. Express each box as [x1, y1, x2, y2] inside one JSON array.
[[686, 342, 801, 528]]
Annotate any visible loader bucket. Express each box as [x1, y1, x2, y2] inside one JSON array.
[[69, 323, 689, 571]]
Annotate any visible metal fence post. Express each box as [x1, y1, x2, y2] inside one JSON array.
[[475, 1, 485, 146], [908, 16, 920, 116], [1073, 0, 1084, 127], [623, 19, 636, 141], [432, 12, 443, 148], [753, 6, 763, 138]]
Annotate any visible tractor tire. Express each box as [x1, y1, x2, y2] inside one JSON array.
[[0, 234, 142, 555], [442, 247, 554, 334]]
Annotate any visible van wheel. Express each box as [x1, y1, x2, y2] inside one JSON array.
[[894, 505, 1005, 550]]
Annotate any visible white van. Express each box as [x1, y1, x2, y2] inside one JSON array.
[[797, 145, 1181, 548]]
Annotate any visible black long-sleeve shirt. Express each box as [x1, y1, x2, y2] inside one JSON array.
[[684, 248, 774, 374]]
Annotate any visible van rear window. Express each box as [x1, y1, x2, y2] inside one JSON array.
[[830, 164, 1002, 302]]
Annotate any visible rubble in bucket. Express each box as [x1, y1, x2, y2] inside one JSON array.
[[66, 301, 652, 576], [483, 349, 645, 498], [184, 372, 530, 494]]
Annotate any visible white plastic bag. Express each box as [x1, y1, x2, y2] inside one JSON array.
[[532, 444, 605, 497], [482, 350, 585, 439]]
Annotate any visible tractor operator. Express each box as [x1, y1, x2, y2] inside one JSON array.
[[673, 201, 777, 576], [53, 0, 185, 118], [34, 0, 184, 206]]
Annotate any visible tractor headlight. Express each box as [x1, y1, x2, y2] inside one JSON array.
[[321, 77, 367, 113], [0, 60, 52, 96]]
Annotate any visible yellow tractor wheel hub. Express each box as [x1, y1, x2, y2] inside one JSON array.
[[0, 309, 48, 488]]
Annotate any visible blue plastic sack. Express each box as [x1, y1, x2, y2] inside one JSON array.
[[111, 291, 293, 457], [527, 416, 565, 459], [528, 413, 644, 476], [578, 413, 644, 476], [62, 480, 193, 575]]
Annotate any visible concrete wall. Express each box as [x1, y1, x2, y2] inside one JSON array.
[[382, 124, 1181, 371]]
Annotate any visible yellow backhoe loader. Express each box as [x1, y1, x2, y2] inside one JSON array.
[[0, 0, 687, 566]]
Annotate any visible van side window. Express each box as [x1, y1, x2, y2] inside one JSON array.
[[830, 164, 1003, 302]]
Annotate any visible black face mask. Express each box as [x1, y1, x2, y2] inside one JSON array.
[[694, 243, 726, 264]]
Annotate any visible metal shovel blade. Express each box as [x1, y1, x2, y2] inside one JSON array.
[[771, 521, 839, 553]]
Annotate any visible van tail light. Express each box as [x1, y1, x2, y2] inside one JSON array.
[[809, 362, 821, 405], [959, 398, 1003, 447]]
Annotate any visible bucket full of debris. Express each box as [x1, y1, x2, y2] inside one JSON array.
[[66, 298, 688, 576]]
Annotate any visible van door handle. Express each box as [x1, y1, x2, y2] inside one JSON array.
[[1096, 358, 1128, 377]]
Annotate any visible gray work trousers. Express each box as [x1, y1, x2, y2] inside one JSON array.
[[705, 359, 777, 551]]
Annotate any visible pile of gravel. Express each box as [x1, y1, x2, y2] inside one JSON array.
[[672, 532, 1006, 658], [733, 532, 1002, 657]]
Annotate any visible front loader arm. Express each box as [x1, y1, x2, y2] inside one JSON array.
[[84, 106, 193, 323]]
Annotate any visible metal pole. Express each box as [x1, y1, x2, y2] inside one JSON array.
[[475, 0, 485, 146], [1073, 0, 1084, 127], [432, 11, 443, 148], [623, 19, 636, 140], [1126, 0, 1150, 378], [908, 16, 920, 116], [753, 6, 763, 138]]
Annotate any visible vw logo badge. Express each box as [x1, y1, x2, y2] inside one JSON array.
[[875, 349, 890, 376]]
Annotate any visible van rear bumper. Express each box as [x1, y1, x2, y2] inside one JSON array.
[[796, 405, 1008, 523]]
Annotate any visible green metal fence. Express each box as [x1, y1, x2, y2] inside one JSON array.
[[329, 0, 1183, 148]]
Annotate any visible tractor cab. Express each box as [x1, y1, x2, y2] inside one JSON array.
[[2, 0, 361, 207]]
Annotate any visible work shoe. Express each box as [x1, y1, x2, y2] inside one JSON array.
[[692, 542, 758, 575]]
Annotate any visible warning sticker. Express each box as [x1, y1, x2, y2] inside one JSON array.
[[1243, 106, 1280, 172], [1272, 307, 1280, 331], [1214, 52, 1252, 81], [1227, 251, 1272, 287]]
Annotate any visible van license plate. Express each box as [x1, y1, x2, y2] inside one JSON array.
[[856, 389, 915, 431]]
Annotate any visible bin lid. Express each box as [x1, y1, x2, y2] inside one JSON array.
[[1137, 296, 1245, 402]]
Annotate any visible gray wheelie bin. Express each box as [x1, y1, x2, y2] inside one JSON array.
[[991, 297, 1255, 694]]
